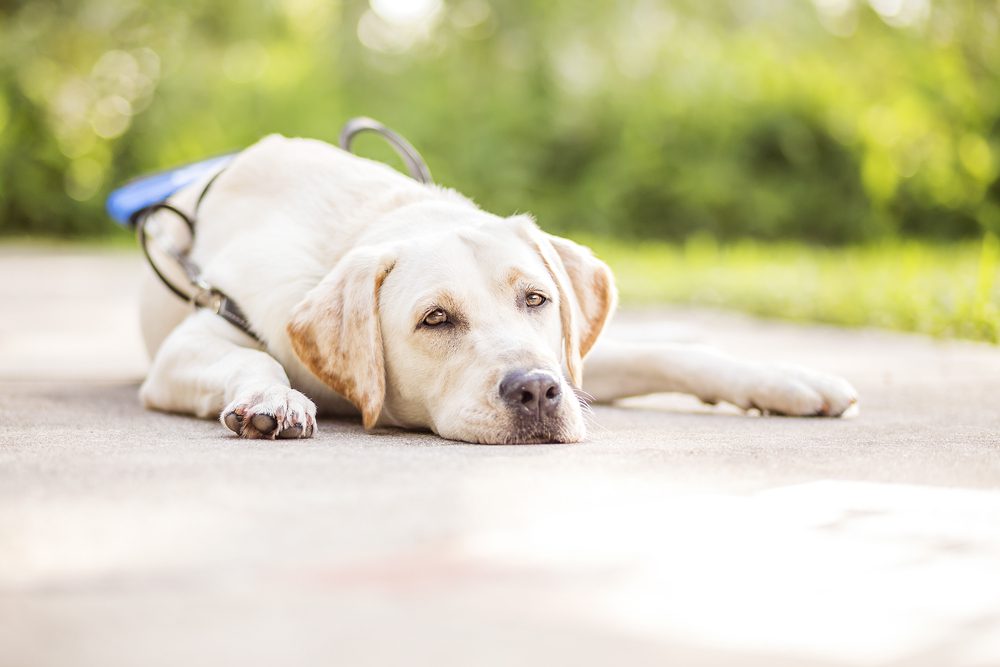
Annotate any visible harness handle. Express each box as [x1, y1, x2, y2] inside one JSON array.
[[338, 117, 433, 185]]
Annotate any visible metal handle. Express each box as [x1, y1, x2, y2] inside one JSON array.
[[338, 117, 433, 185]]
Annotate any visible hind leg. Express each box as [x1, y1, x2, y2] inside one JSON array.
[[582, 338, 858, 417]]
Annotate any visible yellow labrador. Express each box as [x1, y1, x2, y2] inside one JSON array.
[[139, 135, 857, 443]]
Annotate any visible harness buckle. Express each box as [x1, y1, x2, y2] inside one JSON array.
[[191, 278, 224, 313]]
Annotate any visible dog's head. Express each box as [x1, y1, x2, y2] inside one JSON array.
[[286, 206, 616, 444]]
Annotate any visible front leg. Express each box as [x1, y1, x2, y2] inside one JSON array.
[[140, 311, 317, 439], [582, 338, 858, 417]]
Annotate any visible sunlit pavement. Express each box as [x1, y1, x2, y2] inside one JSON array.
[[1, 249, 999, 667]]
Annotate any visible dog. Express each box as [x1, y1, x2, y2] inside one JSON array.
[[138, 135, 858, 444]]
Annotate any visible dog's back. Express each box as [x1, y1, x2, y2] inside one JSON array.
[[139, 135, 444, 358]]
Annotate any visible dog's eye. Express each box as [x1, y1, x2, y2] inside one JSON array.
[[525, 292, 547, 308], [422, 308, 448, 327]]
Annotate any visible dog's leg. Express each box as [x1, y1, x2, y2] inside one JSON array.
[[140, 310, 317, 439], [582, 338, 857, 417]]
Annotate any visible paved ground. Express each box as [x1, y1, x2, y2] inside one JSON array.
[[1, 249, 999, 667]]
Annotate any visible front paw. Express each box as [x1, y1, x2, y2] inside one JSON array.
[[733, 364, 859, 417], [221, 386, 318, 439]]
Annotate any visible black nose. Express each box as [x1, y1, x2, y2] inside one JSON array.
[[499, 369, 562, 419]]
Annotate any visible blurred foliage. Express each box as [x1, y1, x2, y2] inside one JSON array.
[[1, 0, 999, 242], [592, 234, 1000, 343]]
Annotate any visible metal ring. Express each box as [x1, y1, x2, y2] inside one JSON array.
[[338, 117, 433, 185], [134, 203, 197, 303]]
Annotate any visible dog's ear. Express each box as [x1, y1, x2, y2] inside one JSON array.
[[286, 247, 396, 429], [519, 220, 617, 386], [544, 233, 617, 358]]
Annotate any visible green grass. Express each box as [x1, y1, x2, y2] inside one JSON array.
[[586, 235, 1000, 344]]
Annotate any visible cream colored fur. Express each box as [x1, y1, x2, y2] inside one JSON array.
[[138, 135, 857, 443]]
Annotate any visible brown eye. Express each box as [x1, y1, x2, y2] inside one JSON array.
[[525, 292, 547, 308], [423, 308, 448, 326]]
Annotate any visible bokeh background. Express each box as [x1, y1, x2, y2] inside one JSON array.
[[2, 0, 999, 340]]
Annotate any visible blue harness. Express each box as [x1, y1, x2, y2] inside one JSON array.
[[107, 118, 432, 342], [106, 154, 236, 226]]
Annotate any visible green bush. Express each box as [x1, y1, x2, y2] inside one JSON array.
[[1, 0, 998, 242]]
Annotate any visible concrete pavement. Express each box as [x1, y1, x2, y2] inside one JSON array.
[[1, 249, 999, 667]]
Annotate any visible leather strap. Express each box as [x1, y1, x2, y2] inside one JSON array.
[[133, 118, 433, 346]]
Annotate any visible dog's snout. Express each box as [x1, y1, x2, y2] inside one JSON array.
[[500, 369, 562, 419]]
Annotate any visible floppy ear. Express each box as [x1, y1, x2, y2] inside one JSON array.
[[530, 233, 584, 387], [286, 247, 396, 429], [544, 233, 617, 358], [520, 221, 617, 386]]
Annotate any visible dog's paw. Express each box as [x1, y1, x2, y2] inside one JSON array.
[[221, 386, 318, 439], [732, 363, 859, 418]]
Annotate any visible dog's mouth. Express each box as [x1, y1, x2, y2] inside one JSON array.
[[437, 389, 587, 444], [437, 418, 582, 445], [477, 419, 585, 445], [499, 433, 570, 445]]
